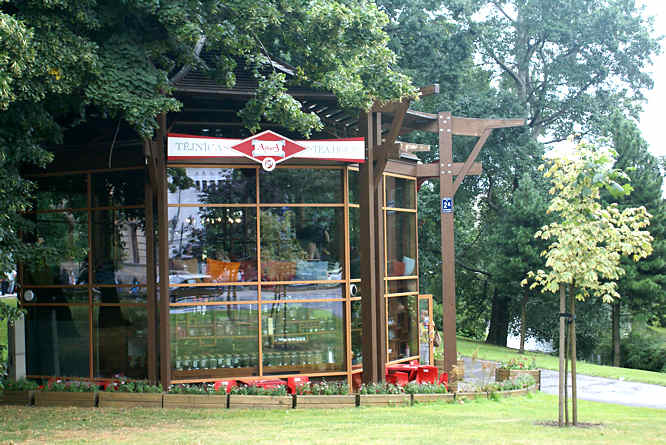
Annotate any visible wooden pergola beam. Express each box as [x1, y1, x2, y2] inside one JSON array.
[[416, 162, 482, 178]]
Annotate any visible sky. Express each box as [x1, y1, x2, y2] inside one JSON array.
[[638, 0, 666, 159]]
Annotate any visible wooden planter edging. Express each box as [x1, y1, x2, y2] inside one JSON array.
[[34, 392, 97, 407], [163, 394, 228, 409], [0, 390, 35, 406], [228, 395, 293, 410], [412, 393, 454, 404], [294, 394, 357, 409], [98, 392, 163, 408], [495, 369, 541, 390], [358, 394, 411, 407]]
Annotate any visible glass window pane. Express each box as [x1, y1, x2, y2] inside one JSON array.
[[261, 283, 344, 301], [34, 174, 87, 210], [261, 208, 343, 281], [385, 212, 417, 277], [419, 298, 432, 365], [26, 305, 90, 377], [387, 296, 418, 362], [260, 168, 343, 203], [385, 176, 416, 209], [91, 169, 145, 208], [23, 287, 88, 304], [93, 286, 147, 304], [348, 168, 359, 204], [171, 304, 259, 379], [169, 285, 258, 304], [22, 212, 88, 286], [261, 301, 345, 373], [168, 207, 257, 283], [386, 279, 417, 295], [349, 207, 360, 279], [91, 209, 147, 285], [168, 167, 256, 205], [351, 299, 362, 366], [93, 305, 148, 379]]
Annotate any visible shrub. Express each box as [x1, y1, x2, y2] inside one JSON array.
[[295, 380, 349, 395], [229, 385, 287, 396], [620, 327, 666, 372], [498, 356, 537, 370]]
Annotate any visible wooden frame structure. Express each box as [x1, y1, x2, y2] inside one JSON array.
[[17, 57, 524, 387]]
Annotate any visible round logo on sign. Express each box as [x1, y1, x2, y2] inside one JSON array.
[[262, 157, 276, 171]]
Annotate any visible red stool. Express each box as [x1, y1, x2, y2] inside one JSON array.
[[438, 372, 449, 389], [386, 371, 410, 387], [213, 380, 237, 393], [287, 376, 309, 394], [416, 365, 438, 384]]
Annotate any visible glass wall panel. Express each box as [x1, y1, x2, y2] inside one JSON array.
[[260, 168, 343, 203], [387, 295, 418, 361], [93, 305, 148, 379], [24, 287, 88, 304], [92, 209, 147, 285], [261, 283, 344, 301], [351, 299, 362, 366], [168, 167, 257, 205], [26, 305, 89, 377], [34, 174, 87, 210], [386, 279, 417, 295], [93, 286, 147, 304], [261, 301, 345, 373], [170, 285, 258, 304], [91, 169, 145, 207], [348, 168, 359, 204], [168, 207, 257, 283], [22, 212, 88, 286], [171, 304, 259, 378], [385, 176, 416, 209], [349, 207, 360, 279], [261, 207, 343, 281], [385, 212, 417, 277]]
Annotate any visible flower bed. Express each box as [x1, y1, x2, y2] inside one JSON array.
[[228, 385, 292, 410], [99, 382, 164, 408], [0, 379, 38, 405], [294, 381, 355, 408]]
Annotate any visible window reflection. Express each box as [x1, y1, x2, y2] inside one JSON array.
[[261, 301, 344, 372], [387, 296, 418, 361], [168, 167, 256, 205], [261, 208, 343, 281], [170, 304, 259, 378], [261, 283, 344, 301], [385, 176, 416, 209], [34, 174, 87, 210], [168, 207, 257, 283], [385, 212, 417, 277], [94, 306, 148, 379], [91, 169, 145, 208], [260, 168, 343, 203], [169, 285, 258, 304]]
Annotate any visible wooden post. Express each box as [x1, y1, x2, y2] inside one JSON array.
[[558, 283, 566, 427], [438, 112, 458, 377], [156, 113, 171, 389], [144, 155, 157, 384], [570, 289, 578, 425], [373, 113, 387, 380], [360, 112, 379, 383]]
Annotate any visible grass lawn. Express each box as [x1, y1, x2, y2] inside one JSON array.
[[443, 336, 666, 387], [0, 393, 664, 444], [0, 297, 17, 364]]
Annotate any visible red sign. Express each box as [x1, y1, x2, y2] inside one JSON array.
[[230, 130, 307, 171]]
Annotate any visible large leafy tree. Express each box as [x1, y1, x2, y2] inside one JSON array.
[[603, 113, 666, 365], [0, 0, 416, 322], [450, 0, 660, 141]]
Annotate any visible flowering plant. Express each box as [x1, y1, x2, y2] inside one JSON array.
[[295, 380, 349, 395], [498, 356, 537, 370]]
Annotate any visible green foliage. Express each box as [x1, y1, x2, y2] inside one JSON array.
[[0, 378, 39, 392], [229, 384, 288, 396], [358, 382, 404, 394], [618, 322, 666, 372], [168, 384, 210, 394], [294, 380, 349, 395], [498, 356, 537, 370], [107, 381, 163, 393], [403, 382, 449, 394], [525, 140, 653, 303], [45, 381, 97, 392]]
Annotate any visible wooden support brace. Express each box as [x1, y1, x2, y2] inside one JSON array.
[[452, 128, 492, 194]]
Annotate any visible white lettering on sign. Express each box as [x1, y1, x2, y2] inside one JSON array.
[[251, 139, 286, 158]]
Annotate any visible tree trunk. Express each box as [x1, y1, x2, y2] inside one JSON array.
[[519, 289, 529, 353], [612, 300, 621, 367], [570, 289, 578, 426], [486, 288, 509, 346], [565, 315, 569, 426], [558, 284, 566, 427]]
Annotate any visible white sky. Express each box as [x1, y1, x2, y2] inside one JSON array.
[[638, 0, 666, 158]]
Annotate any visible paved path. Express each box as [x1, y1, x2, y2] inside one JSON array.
[[461, 357, 666, 410]]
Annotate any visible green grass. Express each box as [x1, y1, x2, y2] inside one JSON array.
[[448, 336, 666, 386], [0, 297, 17, 364], [0, 394, 663, 444]]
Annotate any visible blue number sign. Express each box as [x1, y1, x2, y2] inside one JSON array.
[[441, 198, 453, 214]]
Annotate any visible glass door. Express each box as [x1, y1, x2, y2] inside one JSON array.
[[418, 295, 433, 365]]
